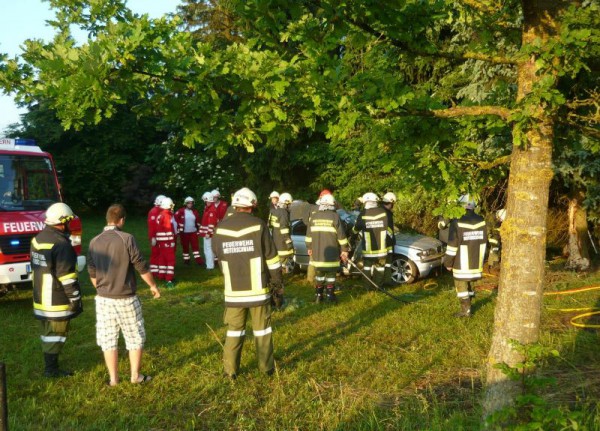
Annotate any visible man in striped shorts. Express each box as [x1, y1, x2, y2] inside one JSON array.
[[88, 204, 161, 386]]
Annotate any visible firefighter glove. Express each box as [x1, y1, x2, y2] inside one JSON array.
[[69, 298, 83, 315]]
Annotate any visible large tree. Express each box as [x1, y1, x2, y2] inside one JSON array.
[[1, 0, 598, 418]]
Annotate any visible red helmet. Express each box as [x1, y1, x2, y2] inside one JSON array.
[[319, 189, 332, 198]]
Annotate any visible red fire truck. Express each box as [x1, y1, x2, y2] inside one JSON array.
[[0, 138, 84, 296]]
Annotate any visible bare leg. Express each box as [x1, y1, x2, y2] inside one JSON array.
[[129, 348, 144, 383], [103, 349, 119, 386]]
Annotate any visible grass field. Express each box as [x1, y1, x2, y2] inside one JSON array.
[[1, 215, 600, 430]]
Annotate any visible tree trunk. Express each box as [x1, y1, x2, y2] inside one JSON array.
[[483, 0, 566, 418], [565, 191, 591, 271]]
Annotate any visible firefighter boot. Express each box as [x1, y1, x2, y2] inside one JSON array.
[[325, 285, 337, 304], [315, 287, 324, 304], [44, 353, 73, 378], [454, 298, 472, 318]]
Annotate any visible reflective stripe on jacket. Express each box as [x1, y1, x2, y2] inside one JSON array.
[[443, 210, 488, 280], [306, 210, 349, 270], [31, 226, 81, 320], [353, 207, 391, 258], [213, 211, 282, 307]]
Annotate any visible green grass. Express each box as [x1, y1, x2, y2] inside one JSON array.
[[1, 215, 600, 430]]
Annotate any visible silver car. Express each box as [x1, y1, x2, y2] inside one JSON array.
[[290, 211, 445, 284]]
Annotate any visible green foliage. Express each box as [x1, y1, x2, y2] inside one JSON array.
[[148, 137, 241, 203], [9, 102, 167, 210], [486, 340, 592, 431]]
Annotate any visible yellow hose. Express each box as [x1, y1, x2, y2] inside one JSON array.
[[544, 285, 600, 328]]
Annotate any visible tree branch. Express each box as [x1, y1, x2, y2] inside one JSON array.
[[376, 105, 512, 120], [450, 154, 511, 170], [342, 12, 517, 65], [429, 105, 512, 120]]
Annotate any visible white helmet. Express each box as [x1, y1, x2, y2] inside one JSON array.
[[154, 194, 166, 206], [496, 208, 507, 222], [160, 197, 174, 210], [45, 202, 75, 226], [382, 192, 397, 204], [269, 191, 280, 199], [362, 192, 379, 204], [184, 196, 194, 204], [211, 189, 221, 199], [458, 194, 476, 210], [202, 192, 213, 203], [232, 187, 257, 208], [279, 193, 293, 205], [319, 194, 335, 206]]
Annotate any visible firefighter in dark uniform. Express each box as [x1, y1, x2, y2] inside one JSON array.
[[381, 192, 397, 284], [443, 195, 488, 317], [269, 192, 294, 273], [306, 189, 332, 283], [212, 187, 283, 378], [306, 194, 349, 303], [267, 191, 279, 232], [353, 192, 391, 288], [31, 202, 83, 377]]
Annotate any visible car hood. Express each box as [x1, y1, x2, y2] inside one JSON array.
[[394, 233, 442, 250]]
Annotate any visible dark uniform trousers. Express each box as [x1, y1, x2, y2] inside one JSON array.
[[363, 256, 387, 287], [40, 320, 70, 354], [223, 304, 274, 375]]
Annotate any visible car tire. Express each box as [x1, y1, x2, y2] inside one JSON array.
[[390, 255, 418, 284]]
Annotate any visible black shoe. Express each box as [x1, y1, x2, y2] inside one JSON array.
[[44, 369, 74, 378], [184, 260, 190, 265], [315, 294, 323, 304]]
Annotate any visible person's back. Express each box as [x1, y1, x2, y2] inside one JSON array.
[[88, 227, 146, 298], [446, 209, 487, 281], [213, 210, 279, 306], [443, 195, 487, 317], [212, 188, 282, 378], [87, 204, 160, 386]]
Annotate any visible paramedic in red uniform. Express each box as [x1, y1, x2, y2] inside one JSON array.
[[155, 197, 177, 287], [174, 196, 205, 266]]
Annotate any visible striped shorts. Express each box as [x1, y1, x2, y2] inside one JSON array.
[[95, 296, 146, 352]]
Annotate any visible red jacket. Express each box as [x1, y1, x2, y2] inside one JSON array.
[[200, 203, 218, 238], [174, 207, 202, 233], [156, 209, 176, 243], [214, 200, 229, 223], [147, 205, 161, 240]]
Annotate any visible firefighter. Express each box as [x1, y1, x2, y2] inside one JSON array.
[[381, 192, 397, 284], [155, 197, 177, 287], [269, 191, 280, 213], [443, 194, 488, 317], [270, 192, 294, 273], [267, 191, 280, 233], [212, 187, 283, 378], [487, 208, 506, 273], [306, 189, 333, 283], [353, 192, 391, 288], [200, 191, 218, 270], [31, 202, 83, 377], [174, 197, 205, 266], [306, 193, 349, 303], [147, 195, 165, 278]]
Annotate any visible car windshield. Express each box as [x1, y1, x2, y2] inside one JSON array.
[[0, 154, 59, 211]]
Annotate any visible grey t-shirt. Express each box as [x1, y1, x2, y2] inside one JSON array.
[[87, 226, 149, 298]]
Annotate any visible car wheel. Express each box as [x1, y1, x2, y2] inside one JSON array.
[[390, 255, 418, 284], [284, 257, 297, 275]]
